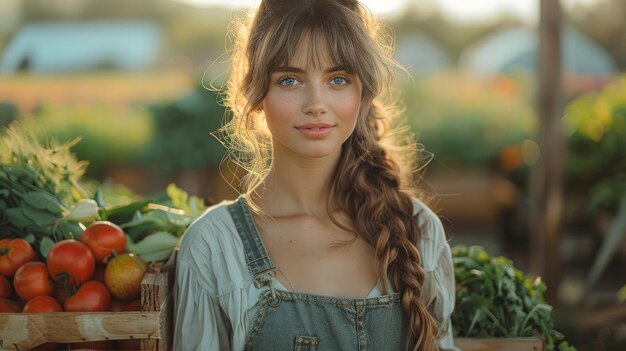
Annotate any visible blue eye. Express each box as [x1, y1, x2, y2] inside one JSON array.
[[331, 76, 348, 85], [279, 77, 298, 86]]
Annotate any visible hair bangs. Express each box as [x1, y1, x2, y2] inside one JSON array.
[[264, 4, 380, 97]]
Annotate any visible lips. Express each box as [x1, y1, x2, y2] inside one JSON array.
[[295, 123, 336, 129], [295, 123, 336, 138]]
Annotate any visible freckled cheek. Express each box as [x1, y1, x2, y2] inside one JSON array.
[[262, 94, 300, 126], [334, 92, 361, 125]]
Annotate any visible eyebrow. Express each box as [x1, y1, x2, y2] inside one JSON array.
[[270, 65, 346, 74]]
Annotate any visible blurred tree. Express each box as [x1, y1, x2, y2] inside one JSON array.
[[0, 102, 18, 128], [141, 83, 226, 175], [137, 83, 227, 199], [20, 0, 171, 21], [562, 77, 626, 293]]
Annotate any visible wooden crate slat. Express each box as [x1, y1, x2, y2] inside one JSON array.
[[0, 311, 160, 350], [455, 337, 544, 351], [141, 272, 161, 312], [0, 260, 173, 351], [0, 253, 175, 351], [140, 263, 172, 351], [156, 272, 170, 351]]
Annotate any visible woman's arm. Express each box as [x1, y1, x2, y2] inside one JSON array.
[[433, 241, 459, 351], [173, 221, 232, 351], [412, 198, 460, 351]]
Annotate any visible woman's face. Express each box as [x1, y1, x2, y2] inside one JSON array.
[[260, 39, 363, 162]]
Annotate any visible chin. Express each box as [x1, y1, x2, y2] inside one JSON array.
[[296, 145, 339, 159]]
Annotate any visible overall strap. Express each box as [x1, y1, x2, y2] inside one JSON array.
[[227, 195, 276, 288]]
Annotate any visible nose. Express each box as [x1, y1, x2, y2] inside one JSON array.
[[303, 84, 328, 116]]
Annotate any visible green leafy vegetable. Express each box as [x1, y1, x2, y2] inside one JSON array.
[[126, 231, 180, 262], [0, 125, 92, 254], [167, 183, 207, 218], [120, 208, 191, 241], [452, 245, 576, 351]]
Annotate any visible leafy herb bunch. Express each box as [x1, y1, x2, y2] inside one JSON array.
[[451, 245, 575, 350], [0, 125, 89, 256]]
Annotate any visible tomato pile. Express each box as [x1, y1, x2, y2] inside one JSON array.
[[0, 221, 148, 314]]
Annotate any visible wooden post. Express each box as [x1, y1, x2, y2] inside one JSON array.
[[530, 0, 563, 304]]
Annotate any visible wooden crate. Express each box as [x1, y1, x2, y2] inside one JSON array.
[[455, 337, 544, 351], [0, 254, 175, 351]]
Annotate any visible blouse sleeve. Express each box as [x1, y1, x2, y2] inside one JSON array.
[[173, 220, 232, 351], [433, 239, 459, 351], [413, 199, 460, 351]]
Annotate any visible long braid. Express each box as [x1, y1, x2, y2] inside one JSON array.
[[329, 102, 440, 351]]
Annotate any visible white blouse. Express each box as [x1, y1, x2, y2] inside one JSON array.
[[174, 197, 459, 351]]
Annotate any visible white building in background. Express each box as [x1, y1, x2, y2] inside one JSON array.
[[0, 22, 162, 74], [460, 25, 617, 75], [395, 32, 453, 74]]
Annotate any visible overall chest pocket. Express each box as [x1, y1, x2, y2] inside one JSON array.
[[294, 335, 320, 351]]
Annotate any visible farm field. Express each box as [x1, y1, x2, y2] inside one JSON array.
[[0, 71, 195, 115]]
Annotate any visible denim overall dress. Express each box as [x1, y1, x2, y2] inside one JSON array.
[[227, 196, 409, 351]]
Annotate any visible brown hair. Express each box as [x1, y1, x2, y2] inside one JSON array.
[[221, 0, 441, 349]]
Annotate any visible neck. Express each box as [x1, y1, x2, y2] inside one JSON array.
[[250, 147, 341, 218]]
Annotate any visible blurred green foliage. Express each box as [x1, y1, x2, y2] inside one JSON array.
[[0, 102, 18, 128], [403, 74, 536, 168], [563, 75, 626, 213], [19, 103, 153, 179], [4, 83, 226, 181], [139, 84, 226, 176]]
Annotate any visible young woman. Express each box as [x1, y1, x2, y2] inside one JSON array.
[[174, 0, 458, 350]]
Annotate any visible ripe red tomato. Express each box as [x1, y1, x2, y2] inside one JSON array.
[[63, 281, 110, 312], [80, 221, 126, 264], [125, 298, 141, 311], [22, 295, 62, 313], [14, 261, 54, 301], [0, 297, 21, 312], [47, 240, 95, 288], [0, 238, 37, 277], [92, 265, 105, 284], [0, 274, 11, 299], [109, 299, 128, 312]]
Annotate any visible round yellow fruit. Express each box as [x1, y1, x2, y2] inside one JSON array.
[[104, 253, 147, 301]]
